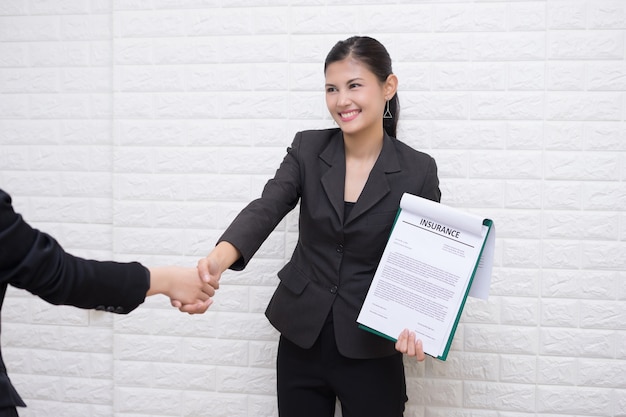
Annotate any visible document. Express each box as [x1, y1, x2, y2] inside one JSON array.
[[357, 193, 495, 361]]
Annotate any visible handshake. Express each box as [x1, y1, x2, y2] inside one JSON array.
[[151, 253, 223, 315]]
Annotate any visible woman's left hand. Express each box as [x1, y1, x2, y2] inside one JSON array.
[[395, 328, 426, 362]]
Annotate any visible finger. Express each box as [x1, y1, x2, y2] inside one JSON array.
[[207, 258, 220, 289], [415, 339, 426, 362], [179, 302, 199, 314], [406, 331, 416, 357], [195, 292, 210, 302], [197, 258, 211, 283], [202, 284, 216, 297], [179, 298, 213, 314], [395, 329, 408, 353], [189, 298, 212, 314], [171, 299, 182, 308]]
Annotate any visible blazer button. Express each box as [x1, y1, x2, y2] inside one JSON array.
[[330, 285, 338, 294], [336, 244, 344, 253], [114, 307, 125, 314], [106, 306, 115, 312]]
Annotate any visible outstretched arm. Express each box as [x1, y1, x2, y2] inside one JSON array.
[[0, 189, 216, 315]]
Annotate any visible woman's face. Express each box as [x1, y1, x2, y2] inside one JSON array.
[[324, 57, 396, 140]]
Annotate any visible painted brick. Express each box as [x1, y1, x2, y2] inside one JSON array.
[[0, 16, 61, 42], [464, 325, 538, 355], [540, 328, 616, 358], [548, 62, 586, 91], [542, 269, 620, 300], [499, 354, 537, 384], [181, 392, 249, 417], [536, 356, 578, 385], [509, 2, 545, 31], [588, 1, 626, 29], [547, 1, 586, 29], [291, 6, 359, 34], [397, 34, 471, 62], [464, 381, 535, 411], [428, 352, 499, 380], [435, 3, 507, 32], [217, 366, 276, 395], [0, 0, 28, 15], [548, 31, 624, 60], [249, 340, 278, 368], [540, 298, 579, 327], [433, 121, 506, 149], [185, 8, 254, 36], [536, 386, 613, 415], [500, 296, 538, 326], [362, 5, 433, 33], [472, 32, 545, 61]]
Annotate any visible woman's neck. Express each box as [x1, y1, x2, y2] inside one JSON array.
[[343, 127, 385, 203], [343, 127, 385, 160]]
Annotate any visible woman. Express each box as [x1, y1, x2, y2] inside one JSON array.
[[198, 36, 441, 417]]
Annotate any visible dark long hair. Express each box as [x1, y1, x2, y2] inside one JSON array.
[[324, 36, 399, 138]]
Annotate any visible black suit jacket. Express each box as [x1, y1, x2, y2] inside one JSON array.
[[0, 189, 149, 410], [219, 129, 441, 359]]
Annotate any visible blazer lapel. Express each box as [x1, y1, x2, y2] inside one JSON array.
[[346, 133, 401, 224], [319, 130, 346, 223]]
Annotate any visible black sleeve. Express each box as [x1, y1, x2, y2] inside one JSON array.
[[0, 189, 149, 314], [218, 133, 302, 270]]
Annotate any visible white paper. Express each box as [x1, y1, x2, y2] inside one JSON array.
[[357, 193, 495, 359]]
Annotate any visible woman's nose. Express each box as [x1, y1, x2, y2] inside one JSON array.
[[337, 90, 351, 106]]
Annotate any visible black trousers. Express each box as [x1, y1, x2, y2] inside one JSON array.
[[277, 320, 407, 417]]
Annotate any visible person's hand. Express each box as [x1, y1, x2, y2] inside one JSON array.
[[197, 254, 222, 289], [197, 241, 241, 288], [147, 266, 215, 314], [395, 328, 426, 362], [172, 297, 213, 314]]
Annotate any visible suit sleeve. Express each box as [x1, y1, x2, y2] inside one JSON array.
[[218, 133, 303, 270], [0, 190, 149, 314], [420, 156, 442, 203]]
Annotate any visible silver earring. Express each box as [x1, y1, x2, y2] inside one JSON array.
[[383, 100, 393, 119]]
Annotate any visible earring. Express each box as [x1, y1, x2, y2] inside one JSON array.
[[383, 100, 393, 119]]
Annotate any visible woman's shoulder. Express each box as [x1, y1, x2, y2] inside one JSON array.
[[390, 136, 436, 163], [291, 128, 341, 151], [297, 128, 341, 141]]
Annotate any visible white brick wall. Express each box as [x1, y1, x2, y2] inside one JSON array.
[[1, 1, 625, 416]]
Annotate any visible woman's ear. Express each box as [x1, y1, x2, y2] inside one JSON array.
[[384, 74, 398, 98]]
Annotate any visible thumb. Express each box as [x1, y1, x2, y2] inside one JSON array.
[[206, 257, 221, 289]]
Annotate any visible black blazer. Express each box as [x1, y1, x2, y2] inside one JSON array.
[[0, 189, 149, 410], [219, 129, 441, 359]]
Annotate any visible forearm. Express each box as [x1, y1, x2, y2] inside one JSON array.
[[146, 266, 172, 297], [210, 241, 241, 274]]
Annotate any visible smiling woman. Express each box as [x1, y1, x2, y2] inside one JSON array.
[[197, 35, 441, 417], [324, 36, 400, 141]]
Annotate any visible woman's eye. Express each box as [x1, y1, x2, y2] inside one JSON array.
[[326, 87, 337, 93], [349, 83, 361, 88]]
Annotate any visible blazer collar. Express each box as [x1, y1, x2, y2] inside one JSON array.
[[319, 130, 401, 225]]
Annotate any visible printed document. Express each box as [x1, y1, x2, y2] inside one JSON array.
[[357, 193, 495, 360]]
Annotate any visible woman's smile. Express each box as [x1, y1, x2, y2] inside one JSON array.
[[340, 109, 361, 121]]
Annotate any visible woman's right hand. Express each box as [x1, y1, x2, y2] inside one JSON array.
[[197, 241, 241, 288], [197, 254, 223, 289]]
